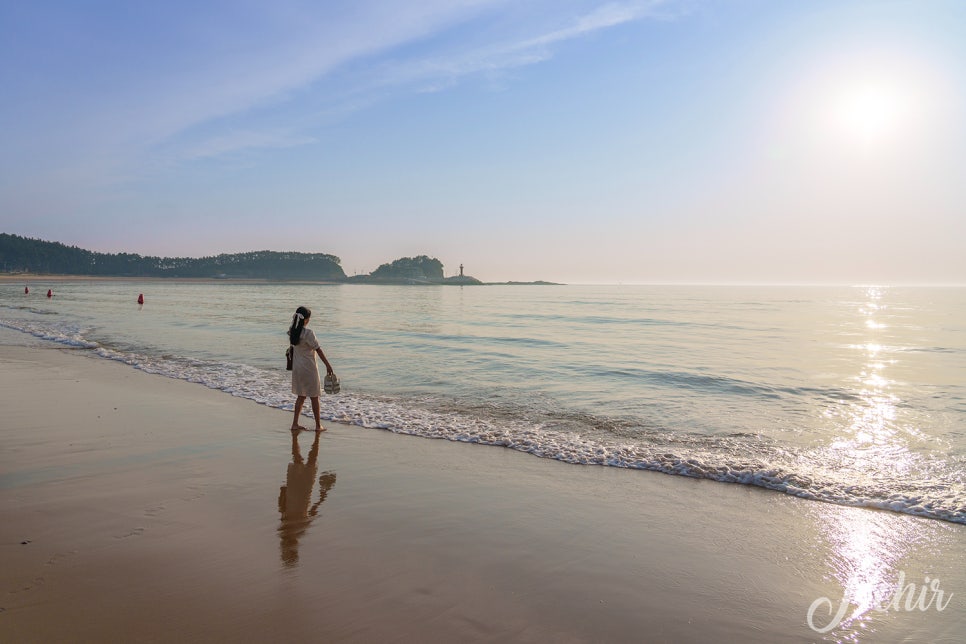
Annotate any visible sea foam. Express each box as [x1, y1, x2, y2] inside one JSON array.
[[3, 316, 964, 526]]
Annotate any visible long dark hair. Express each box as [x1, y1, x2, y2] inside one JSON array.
[[288, 306, 311, 345]]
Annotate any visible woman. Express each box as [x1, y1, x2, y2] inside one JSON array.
[[288, 306, 335, 431]]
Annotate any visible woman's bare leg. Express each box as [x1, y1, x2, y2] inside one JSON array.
[[310, 396, 324, 431], [291, 395, 307, 430]]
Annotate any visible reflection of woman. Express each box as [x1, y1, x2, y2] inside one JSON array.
[[278, 430, 336, 567], [288, 306, 335, 431]]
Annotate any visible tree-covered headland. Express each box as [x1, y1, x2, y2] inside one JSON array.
[[0, 233, 483, 284]]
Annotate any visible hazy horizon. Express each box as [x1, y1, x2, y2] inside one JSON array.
[[4, 233, 966, 288], [2, 1, 964, 284]]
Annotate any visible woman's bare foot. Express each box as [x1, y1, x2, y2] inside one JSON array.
[[315, 425, 326, 432], [291, 424, 307, 431]]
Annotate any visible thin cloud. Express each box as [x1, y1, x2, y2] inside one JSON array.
[[183, 130, 318, 161], [517, 2, 647, 49], [166, 2, 668, 161], [368, 1, 665, 94], [1, 0, 675, 206], [135, 3, 505, 155], [2, 1, 511, 170]]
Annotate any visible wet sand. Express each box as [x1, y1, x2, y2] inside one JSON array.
[[1, 334, 964, 642]]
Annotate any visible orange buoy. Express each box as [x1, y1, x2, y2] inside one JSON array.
[[137, 293, 144, 305], [47, 289, 52, 298]]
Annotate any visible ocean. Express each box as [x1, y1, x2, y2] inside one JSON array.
[[2, 281, 964, 525]]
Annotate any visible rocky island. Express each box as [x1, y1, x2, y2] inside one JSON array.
[[347, 256, 482, 285]]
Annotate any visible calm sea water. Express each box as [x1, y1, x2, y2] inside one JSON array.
[[3, 282, 964, 524]]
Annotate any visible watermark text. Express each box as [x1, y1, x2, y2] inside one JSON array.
[[807, 572, 954, 634]]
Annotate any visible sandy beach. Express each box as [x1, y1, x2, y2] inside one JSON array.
[[2, 329, 964, 643]]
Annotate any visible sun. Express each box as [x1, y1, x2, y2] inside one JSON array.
[[785, 45, 950, 158], [830, 80, 909, 145]]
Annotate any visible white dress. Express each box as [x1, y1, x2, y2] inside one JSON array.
[[291, 327, 322, 397]]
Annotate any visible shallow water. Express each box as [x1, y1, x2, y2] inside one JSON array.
[[3, 281, 964, 523]]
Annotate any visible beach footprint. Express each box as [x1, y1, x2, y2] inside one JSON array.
[[144, 503, 166, 517], [7, 575, 46, 597], [5, 549, 78, 598], [114, 527, 145, 540], [181, 484, 207, 502], [46, 550, 78, 566]]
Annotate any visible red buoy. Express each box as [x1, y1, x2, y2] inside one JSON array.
[[137, 293, 144, 305], [24, 285, 29, 295], [47, 289, 52, 298]]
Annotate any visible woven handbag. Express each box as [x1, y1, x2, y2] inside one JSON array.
[[324, 372, 341, 394]]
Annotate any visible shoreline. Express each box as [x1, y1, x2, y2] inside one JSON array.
[[1, 274, 343, 285], [2, 332, 964, 642]]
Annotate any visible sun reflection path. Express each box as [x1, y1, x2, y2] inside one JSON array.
[[826, 287, 911, 476], [810, 503, 933, 640], [808, 287, 941, 640]]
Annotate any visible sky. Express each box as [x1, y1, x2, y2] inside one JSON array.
[[1, 0, 964, 284]]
